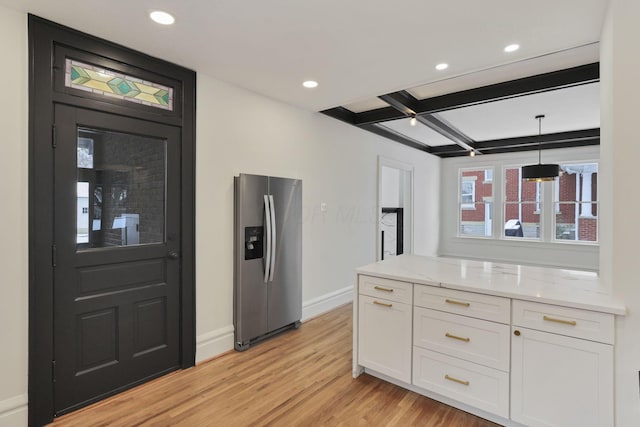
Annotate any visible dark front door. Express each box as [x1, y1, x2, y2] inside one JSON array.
[[53, 104, 182, 414]]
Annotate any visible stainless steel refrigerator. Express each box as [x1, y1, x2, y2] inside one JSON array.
[[233, 173, 302, 351]]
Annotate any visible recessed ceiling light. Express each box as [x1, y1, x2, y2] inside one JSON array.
[[150, 10, 175, 25], [504, 44, 520, 53], [435, 63, 449, 71], [302, 80, 318, 88]]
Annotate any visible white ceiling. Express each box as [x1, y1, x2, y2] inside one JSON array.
[[435, 82, 601, 141], [0, 0, 609, 112]]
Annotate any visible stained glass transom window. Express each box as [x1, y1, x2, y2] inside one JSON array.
[[65, 59, 174, 111]]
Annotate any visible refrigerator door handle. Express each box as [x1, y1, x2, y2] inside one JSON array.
[[268, 194, 276, 282], [263, 195, 272, 283]]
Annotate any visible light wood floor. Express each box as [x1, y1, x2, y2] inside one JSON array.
[[52, 304, 500, 426]]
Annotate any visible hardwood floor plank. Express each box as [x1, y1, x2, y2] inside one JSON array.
[[51, 304, 500, 427]]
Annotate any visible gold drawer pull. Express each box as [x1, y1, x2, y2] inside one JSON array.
[[374, 286, 394, 293], [445, 374, 469, 386], [445, 333, 470, 342], [543, 315, 577, 326], [373, 301, 392, 308], [445, 299, 470, 307]]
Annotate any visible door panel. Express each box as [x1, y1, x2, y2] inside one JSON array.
[[54, 104, 181, 414], [267, 177, 302, 331]]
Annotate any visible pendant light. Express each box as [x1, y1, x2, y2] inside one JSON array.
[[521, 114, 559, 182]]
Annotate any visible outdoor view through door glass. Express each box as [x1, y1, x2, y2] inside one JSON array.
[[76, 127, 166, 249]]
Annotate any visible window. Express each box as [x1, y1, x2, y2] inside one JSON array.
[[459, 169, 492, 237], [461, 177, 476, 209], [484, 169, 493, 182], [504, 167, 541, 239], [555, 163, 598, 242]]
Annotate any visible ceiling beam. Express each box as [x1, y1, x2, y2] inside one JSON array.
[[360, 123, 432, 153], [379, 91, 477, 153], [436, 129, 600, 158], [417, 114, 476, 152], [354, 106, 404, 126], [377, 92, 419, 116], [320, 106, 357, 125], [411, 62, 599, 115], [429, 144, 469, 156], [474, 128, 600, 150]]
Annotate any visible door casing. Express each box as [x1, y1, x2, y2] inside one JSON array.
[[28, 15, 196, 426]]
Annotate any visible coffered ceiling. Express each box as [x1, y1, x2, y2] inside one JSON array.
[[322, 47, 601, 157]]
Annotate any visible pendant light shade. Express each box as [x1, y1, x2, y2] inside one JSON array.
[[522, 114, 559, 182], [521, 163, 559, 182]]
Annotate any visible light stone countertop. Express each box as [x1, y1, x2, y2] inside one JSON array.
[[356, 254, 626, 315]]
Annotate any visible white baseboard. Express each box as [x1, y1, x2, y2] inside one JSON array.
[[302, 285, 353, 321], [195, 325, 234, 364], [0, 394, 27, 427], [195, 285, 354, 363]]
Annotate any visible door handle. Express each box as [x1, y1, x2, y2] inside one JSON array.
[[264, 195, 272, 283], [268, 194, 276, 282], [167, 251, 179, 260]]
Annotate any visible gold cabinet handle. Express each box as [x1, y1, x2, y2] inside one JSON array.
[[373, 301, 392, 308], [374, 286, 394, 293], [445, 299, 470, 307], [445, 374, 469, 386], [445, 333, 470, 342], [543, 315, 577, 326]]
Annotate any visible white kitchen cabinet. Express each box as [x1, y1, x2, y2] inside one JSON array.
[[511, 326, 613, 427], [354, 256, 624, 426], [358, 294, 412, 383]]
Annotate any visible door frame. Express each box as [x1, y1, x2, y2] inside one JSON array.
[[28, 15, 196, 426], [377, 156, 414, 261]]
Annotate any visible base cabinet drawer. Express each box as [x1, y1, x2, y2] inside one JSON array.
[[412, 347, 509, 419], [414, 285, 510, 323], [359, 275, 413, 304], [414, 307, 510, 371], [512, 299, 614, 344], [358, 295, 412, 383], [511, 326, 613, 427]]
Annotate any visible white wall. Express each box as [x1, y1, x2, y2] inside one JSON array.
[[380, 166, 400, 207], [600, 1, 640, 425], [0, 6, 28, 427], [194, 73, 440, 360], [439, 147, 600, 270]]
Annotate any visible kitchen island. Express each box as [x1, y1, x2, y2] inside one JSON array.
[[353, 255, 625, 427]]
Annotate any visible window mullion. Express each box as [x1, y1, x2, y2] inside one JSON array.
[[542, 180, 554, 242]]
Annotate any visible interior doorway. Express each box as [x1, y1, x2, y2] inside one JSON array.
[[29, 16, 196, 426], [377, 157, 414, 260]]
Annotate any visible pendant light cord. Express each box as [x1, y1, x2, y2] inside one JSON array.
[[536, 114, 545, 164]]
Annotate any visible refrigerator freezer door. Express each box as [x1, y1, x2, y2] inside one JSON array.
[[234, 174, 269, 346], [267, 177, 302, 331]]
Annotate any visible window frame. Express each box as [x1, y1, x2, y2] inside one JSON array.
[[458, 167, 493, 238], [503, 164, 543, 241], [460, 176, 476, 209], [454, 159, 599, 246], [552, 161, 599, 244]]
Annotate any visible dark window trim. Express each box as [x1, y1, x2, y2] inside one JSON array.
[[28, 15, 196, 426]]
